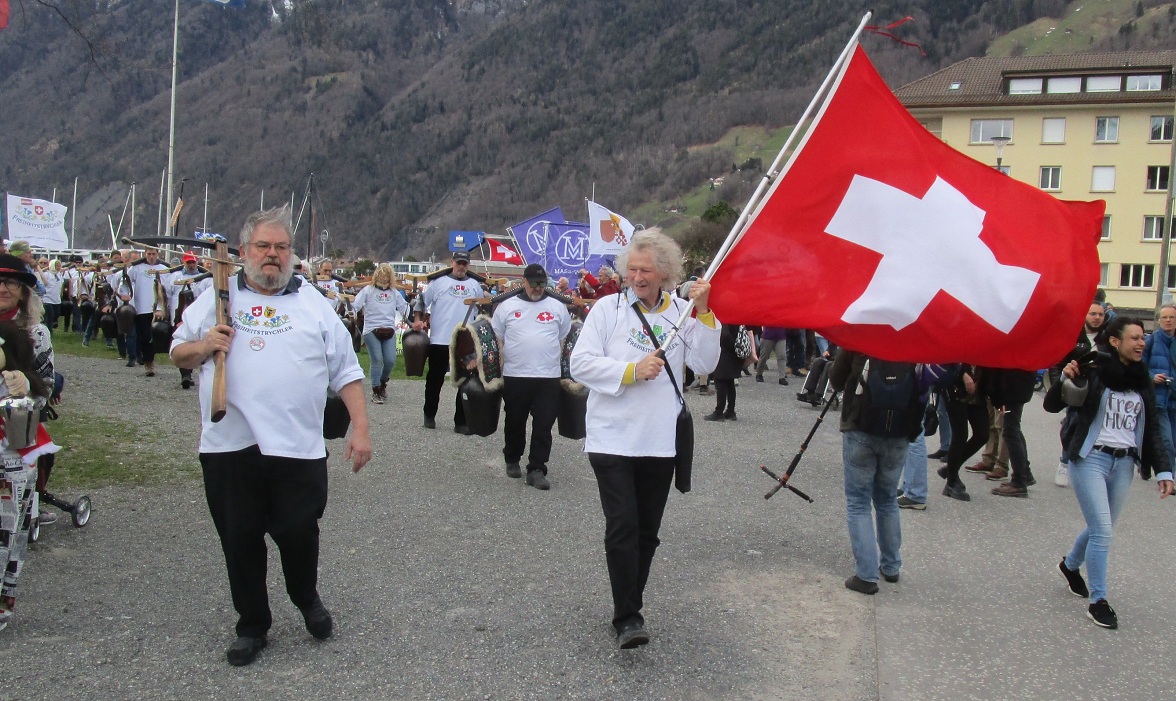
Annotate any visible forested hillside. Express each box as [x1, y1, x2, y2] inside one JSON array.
[[1, 0, 1172, 259]]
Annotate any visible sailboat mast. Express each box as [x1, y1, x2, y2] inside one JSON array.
[[165, 0, 180, 236]]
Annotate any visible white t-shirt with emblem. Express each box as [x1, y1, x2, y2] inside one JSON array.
[[317, 277, 343, 311], [171, 275, 365, 459], [128, 261, 170, 314], [492, 294, 571, 378], [353, 284, 410, 334], [421, 275, 485, 345], [570, 291, 721, 457], [164, 268, 212, 322]]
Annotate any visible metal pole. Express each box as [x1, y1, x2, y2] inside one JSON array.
[[130, 182, 136, 241], [70, 177, 77, 249], [1156, 101, 1176, 308], [203, 182, 208, 233], [165, 0, 180, 237], [260, 189, 264, 210], [157, 169, 166, 237]]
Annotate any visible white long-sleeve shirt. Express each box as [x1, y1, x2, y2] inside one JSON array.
[[570, 290, 720, 457]]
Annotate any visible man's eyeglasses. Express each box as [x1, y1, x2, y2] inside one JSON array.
[[249, 242, 292, 254]]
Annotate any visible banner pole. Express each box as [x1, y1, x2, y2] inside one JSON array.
[[659, 11, 874, 344]]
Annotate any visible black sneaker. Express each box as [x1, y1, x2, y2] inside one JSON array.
[[927, 449, 947, 460], [703, 411, 725, 421], [1058, 559, 1089, 598], [301, 600, 333, 640], [897, 495, 926, 510], [505, 462, 522, 478], [778, 377, 789, 386], [454, 424, 471, 435], [755, 375, 764, 383], [525, 469, 550, 490], [844, 575, 879, 595], [423, 416, 436, 429], [181, 378, 192, 389], [722, 410, 737, 421], [1087, 599, 1118, 629], [879, 567, 900, 583], [616, 622, 650, 649], [226, 636, 267, 666]]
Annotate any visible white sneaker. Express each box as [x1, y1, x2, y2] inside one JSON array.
[[1055, 462, 1069, 487]]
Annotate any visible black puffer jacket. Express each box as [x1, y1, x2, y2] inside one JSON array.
[[985, 368, 1037, 408], [1043, 362, 1169, 479]]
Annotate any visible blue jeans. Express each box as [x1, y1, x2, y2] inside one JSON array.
[[1064, 450, 1135, 603], [935, 391, 952, 452], [901, 432, 927, 503], [363, 332, 398, 386], [843, 431, 907, 582], [1153, 401, 1176, 473]]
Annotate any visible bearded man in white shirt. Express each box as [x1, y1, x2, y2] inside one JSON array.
[[171, 207, 371, 667]]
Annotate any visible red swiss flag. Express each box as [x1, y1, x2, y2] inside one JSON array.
[[0, 0, 8, 30], [488, 239, 522, 263], [708, 45, 1104, 370]]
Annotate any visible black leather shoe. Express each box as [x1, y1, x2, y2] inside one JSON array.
[[844, 575, 878, 595], [301, 601, 333, 640], [226, 636, 267, 666], [616, 622, 650, 649], [505, 462, 522, 478], [454, 424, 471, 435], [927, 449, 947, 460], [422, 417, 436, 429], [942, 481, 971, 502], [703, 411, 725, 421]]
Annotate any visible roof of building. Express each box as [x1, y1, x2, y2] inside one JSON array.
[[895, 50, 1176, 108]]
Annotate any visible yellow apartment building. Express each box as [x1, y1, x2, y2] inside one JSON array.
[[895, 51, 1176, 314]]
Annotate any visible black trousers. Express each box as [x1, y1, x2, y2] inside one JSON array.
[[588, 453, 675, 632], [424, 344, 466, 426], [201, 446, 328, 638], [943, 398, 989, 484], [133, 313, 155, 364], [713, 378, 736, 414], [502, 376, 561, 473], [1002, 402, 1033, 487]]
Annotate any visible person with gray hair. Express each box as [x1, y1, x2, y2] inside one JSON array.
[[570, 230, 720, 649], [1143, 303, 1176, 473], [578, 264, 620, 299], [171, 206, 372, 667]]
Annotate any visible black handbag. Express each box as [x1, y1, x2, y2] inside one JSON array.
[[633, 302, 694, 494], [923, 393, 939, 437]]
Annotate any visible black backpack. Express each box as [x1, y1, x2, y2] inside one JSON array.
[[859, 359, 917, 438]]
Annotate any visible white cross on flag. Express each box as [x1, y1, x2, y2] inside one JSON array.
[[488, 239, 522, 264], [708, 46, 1104, 370]]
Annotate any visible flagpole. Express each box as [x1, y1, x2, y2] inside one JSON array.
[[130, 182, 136, 242], [157, 169, 166, 237], [70, 177, 77, 250], [164, 0, 180, 238], [659, 11, 874, 345]]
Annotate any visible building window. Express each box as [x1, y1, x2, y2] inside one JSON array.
[[1126, 75, 1163, 91], [949, 81, 963, 90], [1147, 166, 1170, 192], [1101, 263, 1109, 287], [1120, 264, 1155, 288], [1095, 117, 1119, 143], [1042, 117, 1066, 144], [1008, 78, 1042, 94], [970, 119, 1013, 144], [1153, 116, 1174, 142], [919, 117, 943, 139], [1039, 166, 1062, 190], [1144, 216, 1167, 241], [1168, 266, 1176, 290], [1086, 75, 1122, 92], [1092, 166, 1116, 192], [1046, 76, 1082, 93], [1102, 215, 1112, 240]]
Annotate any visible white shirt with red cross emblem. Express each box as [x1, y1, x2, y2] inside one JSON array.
[[491, 293, 571, 378]]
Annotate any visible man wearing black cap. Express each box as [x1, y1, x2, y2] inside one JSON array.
[[412, 252, 485, 432], [489, 264, 571, 489]]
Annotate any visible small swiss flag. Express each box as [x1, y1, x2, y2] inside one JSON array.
[[489, 239, 522, 263], [536, 311, 554, 322]]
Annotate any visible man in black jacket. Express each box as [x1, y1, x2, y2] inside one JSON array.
[[1050, 302, 1107, 486], [987, 368, 1039, 497]]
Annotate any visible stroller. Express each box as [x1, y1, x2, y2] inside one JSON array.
[[24, 375, 92, 542]]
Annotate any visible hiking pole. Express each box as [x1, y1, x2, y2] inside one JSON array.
[[762, 391, 840, 501]]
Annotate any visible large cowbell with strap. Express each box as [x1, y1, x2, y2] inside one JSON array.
[[451, 315, 502, 437]]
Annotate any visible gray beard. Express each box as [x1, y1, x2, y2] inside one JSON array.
[[244, 259, 293, 292]]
